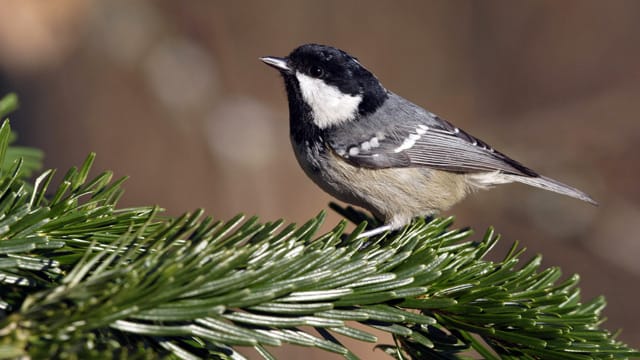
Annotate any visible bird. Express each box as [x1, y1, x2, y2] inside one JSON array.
[[260, 44, 597, 238]]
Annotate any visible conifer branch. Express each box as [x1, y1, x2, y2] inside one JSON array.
[[0, 93, 638, 359]]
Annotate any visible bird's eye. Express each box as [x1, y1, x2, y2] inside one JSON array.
[[309, 65, 325, 78]]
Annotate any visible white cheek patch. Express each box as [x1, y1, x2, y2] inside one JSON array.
[[296, 72, 363, 129]]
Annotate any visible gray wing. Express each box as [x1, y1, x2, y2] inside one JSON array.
[[326, 93, 538, 177]]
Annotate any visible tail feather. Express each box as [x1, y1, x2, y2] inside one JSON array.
[[505, 174, 598, 206]]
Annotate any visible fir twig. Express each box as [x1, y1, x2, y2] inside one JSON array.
[[0, 93, 638, 359]]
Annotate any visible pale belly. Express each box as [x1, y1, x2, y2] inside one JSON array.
[[294, 143, 473, 229]]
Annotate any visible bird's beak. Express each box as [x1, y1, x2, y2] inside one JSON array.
[[260, 56, 291, 73]]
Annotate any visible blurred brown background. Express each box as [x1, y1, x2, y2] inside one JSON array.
[[1, 0, 638, 358]]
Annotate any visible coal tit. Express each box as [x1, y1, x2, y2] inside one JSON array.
[[261, 44, 597, 237]]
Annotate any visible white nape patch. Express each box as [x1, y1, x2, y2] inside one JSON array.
[[295, 72, 363, 129], [468, 171, 513, 189]]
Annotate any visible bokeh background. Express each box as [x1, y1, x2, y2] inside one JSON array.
[[1, 0, 639, 358]]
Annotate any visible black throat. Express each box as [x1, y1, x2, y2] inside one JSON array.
[[283, 75, 323, 146]]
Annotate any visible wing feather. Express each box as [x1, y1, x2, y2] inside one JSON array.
[[326, 93, 537, 177]]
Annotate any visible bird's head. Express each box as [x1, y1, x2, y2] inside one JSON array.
[[261, 44, 387, 130]]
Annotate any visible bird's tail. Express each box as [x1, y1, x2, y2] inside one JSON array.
[[504, 174, 598, 206]]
